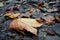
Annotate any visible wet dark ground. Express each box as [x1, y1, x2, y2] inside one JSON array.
[[0, 0, 60, 40]]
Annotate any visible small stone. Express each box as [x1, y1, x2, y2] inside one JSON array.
[[0, 2, 4, 7]]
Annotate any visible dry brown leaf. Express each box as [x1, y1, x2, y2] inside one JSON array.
[[42, 15, 54, 23], [55, 16, 60, 22], [38, 2, 44, 9], [9, 18, 43, 35], [29, 6, 33, 13], [9, 19, 37, 35], [5, 13, 20, 18], [9, 13, 20, 18]]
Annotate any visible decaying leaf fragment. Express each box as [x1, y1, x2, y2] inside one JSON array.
[[13, 6, 20, 11], [9, 13, 20, 18], [9, 18, 43, 35], [38, 2, 44, 9], [5, 12, 20, 19], [55, 16, 60, 23], [42, 15, 54, 24], [29, 6, 33, 13]]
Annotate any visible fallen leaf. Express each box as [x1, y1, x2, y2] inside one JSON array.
[[5, 13, 20, 19], [9, 13, 20, 18], [42, 15, 54, 23], [9, 18, 43, 35]]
